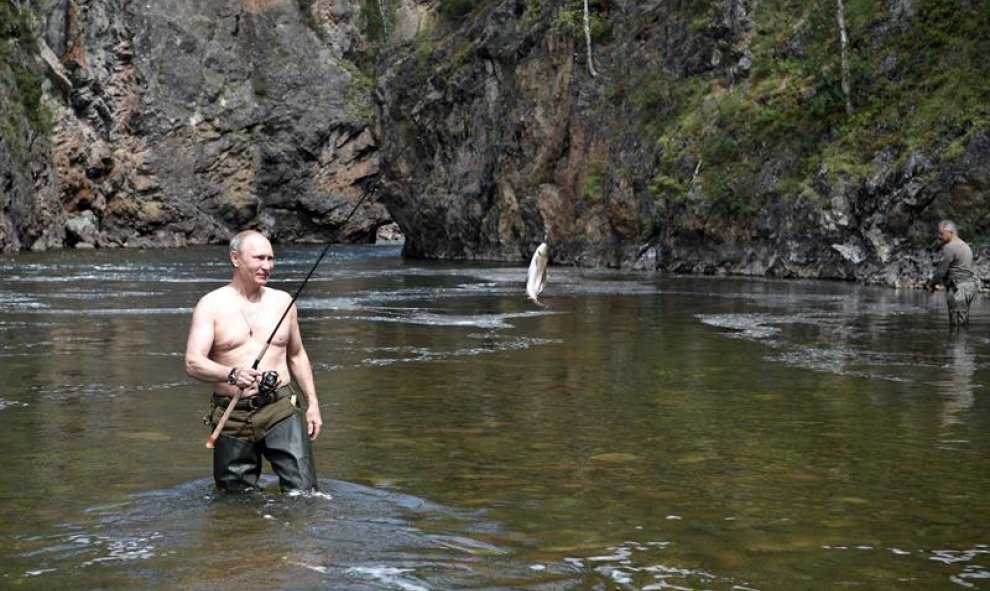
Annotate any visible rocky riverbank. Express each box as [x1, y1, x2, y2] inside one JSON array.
[[376, 0, 990, 287], [2, 0, 987, 287]]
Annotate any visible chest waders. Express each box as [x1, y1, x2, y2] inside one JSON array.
[[210, 392, 317, 492], [947, 280, 977, 327]]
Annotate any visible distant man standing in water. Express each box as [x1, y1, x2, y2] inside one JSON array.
[[185, 230, 321, 492], [928, 220, 978, 327]]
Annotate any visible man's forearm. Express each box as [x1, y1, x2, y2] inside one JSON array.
[[186, 355, 233, 384], [933, 258, 951, 286], [288, 358, 318, 405]]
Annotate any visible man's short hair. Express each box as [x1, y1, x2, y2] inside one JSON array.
[[938, 220, 958, 234], [230, 230, 261, 253]]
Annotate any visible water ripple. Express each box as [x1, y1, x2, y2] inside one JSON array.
[[9, 479, 569, 590], [0, 398, 29, 411]]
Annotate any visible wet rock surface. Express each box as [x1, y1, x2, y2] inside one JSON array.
[[1, 0, 388, 251], [376, 0, 989, 286], [2, 0, 987, 288]]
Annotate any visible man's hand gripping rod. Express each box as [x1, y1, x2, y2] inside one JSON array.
[[206, 195, 370, 448]]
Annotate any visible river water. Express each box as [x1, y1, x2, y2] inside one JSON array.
[[1, 243, 987, 590]]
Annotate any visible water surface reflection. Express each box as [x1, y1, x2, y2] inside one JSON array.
[[1, 245, 988, 590]]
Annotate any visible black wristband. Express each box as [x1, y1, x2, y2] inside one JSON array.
[[227, 367, 238, 385]]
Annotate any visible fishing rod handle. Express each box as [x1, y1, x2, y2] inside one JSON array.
[[205, 391, 239, 448]]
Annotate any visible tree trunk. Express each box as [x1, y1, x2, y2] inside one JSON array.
[[583, 0, 598, 77], [836, 0, 854, 116], [378, 0, 390, 36]]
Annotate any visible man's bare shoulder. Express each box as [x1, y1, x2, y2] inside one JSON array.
[[264, 287, 293, 305], [195, 285, 235, 308]]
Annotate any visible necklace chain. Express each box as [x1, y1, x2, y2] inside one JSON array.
[[241, 306, 259, 337], [239, 290, 263, 337]]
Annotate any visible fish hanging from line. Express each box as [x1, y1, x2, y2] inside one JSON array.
[[526, 242, 549, 307]]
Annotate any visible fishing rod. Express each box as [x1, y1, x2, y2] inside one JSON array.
[[206, 193, 372, 448]]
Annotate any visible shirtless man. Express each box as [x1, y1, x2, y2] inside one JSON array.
[[185, 230, 322, 492]]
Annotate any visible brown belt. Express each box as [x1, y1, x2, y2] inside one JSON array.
[[211, 386, 291, 411]]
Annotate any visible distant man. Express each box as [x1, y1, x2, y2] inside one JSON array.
[[928, 220, 978, 327], [185, 230, 321, 492]]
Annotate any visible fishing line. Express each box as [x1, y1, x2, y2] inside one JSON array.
[[253, 193, 370, 365], [207, 193, 372, 448]]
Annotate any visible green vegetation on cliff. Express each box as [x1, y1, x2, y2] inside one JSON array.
[[376, 0, 989, 274], [641, 0, 990, 235], [0, 0, 52, 155]]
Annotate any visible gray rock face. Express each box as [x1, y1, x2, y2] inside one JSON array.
[[376, 0, 988, 286], [1, 0, 388, 251], [3, 0, 987, 290], [379, 1, 754, 264]]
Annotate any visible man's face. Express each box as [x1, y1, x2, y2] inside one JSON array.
[[937, 227, 954, 245], [232, 235, 274, 286]]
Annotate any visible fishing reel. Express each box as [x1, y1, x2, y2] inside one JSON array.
[[258, 370, 279, 399]]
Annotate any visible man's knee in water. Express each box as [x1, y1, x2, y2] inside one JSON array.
[[213, 436, 263, 492], [949, 310, 970, 326], [263, 413, 318, 492]]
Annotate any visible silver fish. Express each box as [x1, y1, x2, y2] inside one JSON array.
[[526, 242, 549, 306]]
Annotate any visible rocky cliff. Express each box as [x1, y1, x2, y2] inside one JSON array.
[[2, 0, 988, 287], [377, 0, 990, 285], [1, 0, 389, 251]]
